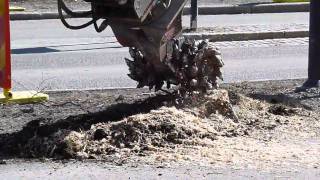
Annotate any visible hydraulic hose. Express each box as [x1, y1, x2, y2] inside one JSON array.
[[93, 20, 109, 33], [57, 0, 94, 30], [58, 0, 109, 32], [58, 0, 92, 18]]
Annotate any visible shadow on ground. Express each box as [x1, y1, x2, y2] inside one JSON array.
[[0, 93, 176, 158], [249, 88, 320, 111]]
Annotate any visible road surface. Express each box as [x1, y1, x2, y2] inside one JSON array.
[[10, 0, 274, 13], [0, 160, 319, 180], [9, 12, 309, 91]]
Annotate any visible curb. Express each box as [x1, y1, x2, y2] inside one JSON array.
[[9, 6, 25, 12], [10, 12, 61, 20], [183, 2, 309, 15], [10, 2, 309, 21], [183, 30, 308, 42]]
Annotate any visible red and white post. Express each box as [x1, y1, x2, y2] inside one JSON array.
[[0, 0, 12, 98], [0, 1, 48, 103]]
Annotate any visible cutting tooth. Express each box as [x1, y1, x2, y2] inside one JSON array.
[[125, 58, 135, 69], [128, 74, 138, 81], [213, 48, 221, 55], [190, 79, 198, 87], [137, 82, 144, 88], [166, 82, 171, 89], [206, 82, 213, 90], [129, 48, 136, 58], [217, 71, 224, 81], [212, 83, 218, 89], [136, 51, 144, 60], [198, 40, 208, 50], [215, 55, 224, 67], [125, 58, 133, 66], [162, 2, 168, 8], [173, 44, 180, 59]]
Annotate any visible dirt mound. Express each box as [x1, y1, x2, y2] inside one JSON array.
[[6, 89, 319, 167], [20, 90, 232, 158]]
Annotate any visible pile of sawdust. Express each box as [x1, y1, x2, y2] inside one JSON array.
[[20, 89, 320, 167]]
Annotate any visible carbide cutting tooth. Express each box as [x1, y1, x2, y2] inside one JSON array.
[[190, 79, 198, 87], [136, 84, 142, 88], [212, 83, 218, 89], [173, 44, 180, 59], [209, 45, 220, 54], [217, 71, 224, 81], [136, 51, 144, 59], [206, 82, 213, 90], [166, 82, 171, 89], [205, 49, 218, 58], [128, 74, 138, 81], [125, 58, 134, 66], [137, 83, 145, 88], [198, 40, 208, 50], [215, 50, 221, 55], [125, 58, 135, 70], [215, 55, 224, 66], [162, 2, 168, 8], [129, 48, 135, 58], [149, 85, 154, 90]]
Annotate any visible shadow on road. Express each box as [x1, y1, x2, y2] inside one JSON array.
[[11, 41, 122, 54], [12, 47, 60, 54]]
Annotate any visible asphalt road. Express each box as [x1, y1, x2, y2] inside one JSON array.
[[10, 0, 274, 13], [9, 12, 309, 91], [197, 0, 272, 5], [0, 160, 319, 180]]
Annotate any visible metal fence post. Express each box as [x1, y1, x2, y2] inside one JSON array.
[[301, 0, 320, 88], [190, 0, 198, 30]]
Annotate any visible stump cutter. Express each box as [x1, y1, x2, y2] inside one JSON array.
[[58, 0, 224, 94]]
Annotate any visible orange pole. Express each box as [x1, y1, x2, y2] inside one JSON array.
[[0, 0, 11, 91]]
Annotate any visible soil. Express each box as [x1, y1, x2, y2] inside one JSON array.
[[0, 79, 319, 170]]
